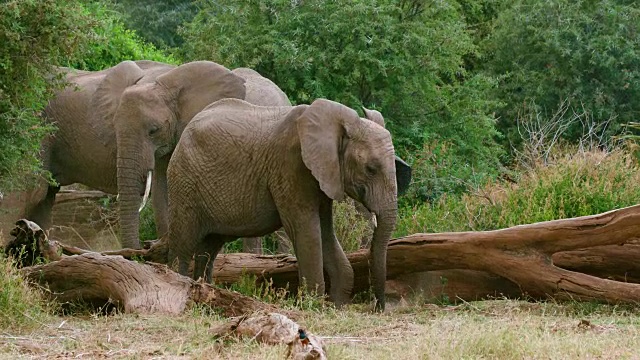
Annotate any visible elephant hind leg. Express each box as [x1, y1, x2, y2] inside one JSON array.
[[167, 205, 203, 277], [26, 184, 60, 231], [193, 234, 233, 283]]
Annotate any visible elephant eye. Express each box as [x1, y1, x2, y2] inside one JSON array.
[[365, 163, 377, 176], [148, 126, 159, 136]]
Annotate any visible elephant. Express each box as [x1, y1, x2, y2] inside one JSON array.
[[230, 67, 292, 253], [231, 68, 291, 107], [26, 60, 246, 249], [166, 98, 411, 311]]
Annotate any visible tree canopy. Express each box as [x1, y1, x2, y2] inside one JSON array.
[[482, 0, 640, 144], [2, 0, 639, 205], [181, 0, 504, 202]]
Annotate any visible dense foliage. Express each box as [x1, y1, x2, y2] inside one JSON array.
[[70, 2, 177, 71], [110, 0, 197, 49], [3, 0, 640, 226], [482, 0, 640, 145], [396, 147, 640, 236], [0, 0, 175, 192], [0, 0, 94, 192], [181, 0, 504, 202]]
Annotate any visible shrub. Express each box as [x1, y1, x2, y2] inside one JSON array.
[[0, 0, 95, 192], [482, 0, 640, 145], [396, 146, 640, 236]]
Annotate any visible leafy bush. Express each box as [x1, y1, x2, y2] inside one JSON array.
[[70, 2, 178, 71], [482, 0, 640, 145], [181, 0, 505, 204], [0, 0, 96, 193], [110, 0, 198, 49], [396, 147, 640, 236], [0, 0, 176, 194], [0, 254, 53, 331]]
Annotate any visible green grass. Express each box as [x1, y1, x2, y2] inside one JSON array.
[[0, 254, 54, 332], [1, 299, 640, 359], [227, 274, 328, 312], [396, 147, 640, 236]]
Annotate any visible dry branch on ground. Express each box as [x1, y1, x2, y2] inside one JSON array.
[[5, 219, 277, 317]]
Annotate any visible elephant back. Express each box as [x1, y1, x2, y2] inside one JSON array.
[[232, 68, 291, 107]]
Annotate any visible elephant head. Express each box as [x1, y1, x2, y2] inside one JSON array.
[[297, 99, 411, 310], [95, 60, 246, 248]]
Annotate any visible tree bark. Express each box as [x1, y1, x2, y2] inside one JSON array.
[[8, 203, 640, 308], [6, 220, 279, 317], [210, 204, 640, 303]]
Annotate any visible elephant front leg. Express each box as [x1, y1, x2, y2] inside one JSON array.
[[152, 155, 171, 239], [319, 197, 354, 306], [282, 214, 325, 298]]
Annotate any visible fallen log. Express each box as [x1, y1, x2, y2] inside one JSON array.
[[213, 204, 640, 303], [8, 203, 640, 305], [6, 220, 279, 317]]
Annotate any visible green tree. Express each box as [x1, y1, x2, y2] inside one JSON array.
[[110, 0, 198, 49], [182, 0, 504, 202], [0, 0, 177, 193], [0, 0, 95, 192], [70, 2, 178, 71], [482, 0, 640, 145]]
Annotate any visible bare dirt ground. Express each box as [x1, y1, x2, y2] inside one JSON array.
[[2, 299, 640, 359]]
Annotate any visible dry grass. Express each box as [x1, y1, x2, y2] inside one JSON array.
[[1, 299, 640, 359]]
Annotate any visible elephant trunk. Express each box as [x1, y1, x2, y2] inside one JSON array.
[[369, 207, 397, 312], [116, 139, 153, 249]]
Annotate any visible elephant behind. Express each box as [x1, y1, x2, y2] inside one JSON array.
[[166, 98, 411, 311], [23, 60, 246, 249]]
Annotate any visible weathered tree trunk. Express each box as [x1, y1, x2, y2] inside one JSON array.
[[211, 204, 640, 303], [7, 220, 278, 317], [8, 203, 640, 307]]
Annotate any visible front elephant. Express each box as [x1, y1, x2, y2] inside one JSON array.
[[29, 60, 245, 249], [230, 68, 291, 253], [166, 98, 411, 311]]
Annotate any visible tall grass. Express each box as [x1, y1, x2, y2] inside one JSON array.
[[0, 254, 53, 331], [396, 147, 640, 236]]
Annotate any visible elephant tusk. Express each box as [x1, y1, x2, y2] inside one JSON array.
[[371, 212, 377, 228], [139, 170, 152, 212]]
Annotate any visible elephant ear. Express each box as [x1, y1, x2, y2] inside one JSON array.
[[155, 61, 246, 125], [92, 61, 145, 145], [394, 156, 412, 196], [362, 106, 385, 128], [297, 99, 361, 201]]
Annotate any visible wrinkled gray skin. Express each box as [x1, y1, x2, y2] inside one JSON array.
[[27, 60, 246, 249], [230, 68, 292, 253], [166, 98, 411, 311]]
